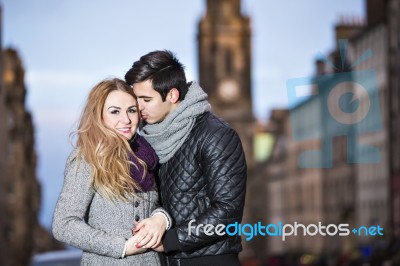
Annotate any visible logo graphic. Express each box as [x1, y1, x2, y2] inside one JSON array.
[[187, 220, 384, 241], [286, 39, 382, 168]]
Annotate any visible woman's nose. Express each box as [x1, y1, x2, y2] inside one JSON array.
[[121, 113, 131, 124]]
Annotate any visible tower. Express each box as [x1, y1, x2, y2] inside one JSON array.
[[198, 0, 254, 168], [0, 5, 9, 265]]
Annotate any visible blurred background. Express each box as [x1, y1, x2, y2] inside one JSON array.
[[1, 0, 399, 265]]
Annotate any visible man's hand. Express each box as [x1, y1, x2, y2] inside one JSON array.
[[132, 214, 167, 249], [152, 243, 165, 252]]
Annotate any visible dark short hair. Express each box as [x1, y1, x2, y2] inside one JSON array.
[[125, 50, 189, 101]]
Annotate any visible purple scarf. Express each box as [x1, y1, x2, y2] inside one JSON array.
[[129, 134, 158, 192]]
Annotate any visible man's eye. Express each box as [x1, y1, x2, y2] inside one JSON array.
[[143, 99, 150, 103]]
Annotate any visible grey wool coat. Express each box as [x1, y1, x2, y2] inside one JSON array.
[[52, 150, 170, 266]]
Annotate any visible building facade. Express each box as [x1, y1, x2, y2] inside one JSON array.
[[1, 48, 41, 266], [387, 0, 400, 244], [264, 0, 391, 259], [198, 0, 254, 169], [197, 0, 397, 262], [197, 0, 258, 260], [351, 2, 390, 245], [0, 48, 63, 265], [264, 110, 288, 256], [0, 6, 10, 264]]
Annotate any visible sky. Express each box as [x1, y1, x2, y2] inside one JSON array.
[[2, 0, 364, 229]]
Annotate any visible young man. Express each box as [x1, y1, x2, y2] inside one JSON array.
[[125, 50, 247, 266]]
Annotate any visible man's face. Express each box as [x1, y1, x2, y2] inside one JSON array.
[[132, 80, 173, 124]]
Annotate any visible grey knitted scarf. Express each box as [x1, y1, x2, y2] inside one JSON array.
[[140, 82, 211, 163]]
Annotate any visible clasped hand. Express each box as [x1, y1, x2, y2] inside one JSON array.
[[125, 215, 166, 255]]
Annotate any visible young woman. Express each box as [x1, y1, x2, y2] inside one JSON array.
[[52, 78, 170, 265]]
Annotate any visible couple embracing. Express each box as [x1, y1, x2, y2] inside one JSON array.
[[52, 50, 247, 266]]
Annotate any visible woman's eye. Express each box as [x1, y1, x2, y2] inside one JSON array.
[[110, 110, 119, 114], [128, 109, 137, 113]]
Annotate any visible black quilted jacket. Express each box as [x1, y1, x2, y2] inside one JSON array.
[[159, 111, 247, 259]]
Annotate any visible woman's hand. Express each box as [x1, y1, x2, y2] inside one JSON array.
[[132, 214, 167, 249], [125, 235, 147, 256]]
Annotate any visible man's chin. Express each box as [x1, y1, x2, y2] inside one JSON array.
[[141, 119, 156, 125], [141, 117, 163, 125]]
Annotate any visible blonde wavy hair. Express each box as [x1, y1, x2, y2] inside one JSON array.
[[72, 78, 146, 201]]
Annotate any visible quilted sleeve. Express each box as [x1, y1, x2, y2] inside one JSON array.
[[165, 125, 247, 252]]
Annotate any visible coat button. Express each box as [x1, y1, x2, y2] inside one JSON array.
[[135, 215, 140, 221], [134, 201, 139, 207]]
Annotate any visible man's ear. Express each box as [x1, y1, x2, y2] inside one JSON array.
[[169, 88, 180, 104]]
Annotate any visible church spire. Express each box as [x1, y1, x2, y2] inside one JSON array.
[[198, 0, 254, 168], [205, 0, 242, 21]]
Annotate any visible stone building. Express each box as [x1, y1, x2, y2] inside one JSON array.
[[284, 95, 325, 254], [351, 0, 389, 245], [263, 0, 395, 261], [198, 0, 254, 168], [387, 0, 400, 246], [1, 48, 42, 265], [264, 109, 288, 256], [0, 6, 10, 264], [196, 0, 398, 262], [197, 0, 257, 260], [0, 48, 63, 265], [318, 20, 364, 255]]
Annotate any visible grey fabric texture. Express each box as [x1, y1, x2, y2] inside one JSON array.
[[52, 149, 170, 266], [140, 82, 211, 163]]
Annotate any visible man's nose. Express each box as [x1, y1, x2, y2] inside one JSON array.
[[138, 101, 145, 111]]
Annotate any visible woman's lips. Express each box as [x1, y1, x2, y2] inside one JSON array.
[[117, 127, 131, 133]]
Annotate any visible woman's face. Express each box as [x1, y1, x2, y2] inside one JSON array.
[[102, 90, 139, 140]]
